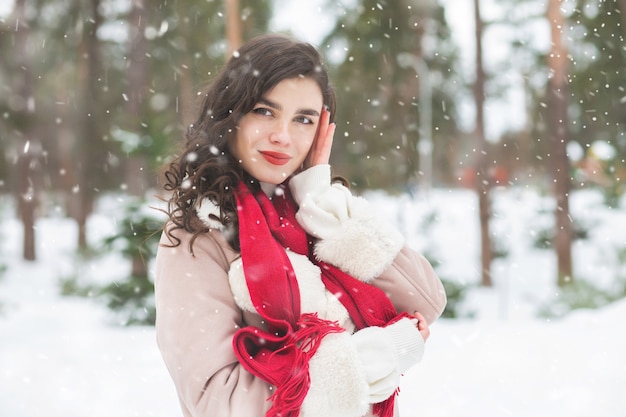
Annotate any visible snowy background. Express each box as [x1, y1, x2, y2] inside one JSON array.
[[2, 1, 625, 416], [1, 186, 625, 417]]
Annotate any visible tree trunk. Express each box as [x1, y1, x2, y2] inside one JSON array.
[[126, 0, 149, 280], [125, 0, 148, 196], [16, 152, 36, 261], [547, 0, 573, 286], [13, 0, 37, 261], [473, 0, 493, 286], [175, 1, 196, 128], [519, 74, 532, 182], [75, 0, 103, 249], [225, 0, 242, 57]]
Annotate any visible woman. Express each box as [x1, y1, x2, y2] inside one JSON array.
[[155, 33, 447, 417]]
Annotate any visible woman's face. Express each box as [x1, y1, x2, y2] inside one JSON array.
[[229, 77, 324, 185]]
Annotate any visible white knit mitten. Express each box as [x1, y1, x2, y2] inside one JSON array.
[[302, 317, 424, 417], [352, 317, 425, 402], [289, 165, 404, 281]]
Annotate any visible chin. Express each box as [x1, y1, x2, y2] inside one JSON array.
[[255, 174, 288, 185], [257, 169, 295, 185]]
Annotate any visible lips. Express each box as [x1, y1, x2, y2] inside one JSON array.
[[259, 151, 291, 166]]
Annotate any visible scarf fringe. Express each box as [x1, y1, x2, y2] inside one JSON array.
[[372, 387, 400, 417], [373, 402, 395, 417], [265, 313, 344, 417]]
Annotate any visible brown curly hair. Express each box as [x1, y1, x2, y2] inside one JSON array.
[[160, 34, 336, 252]]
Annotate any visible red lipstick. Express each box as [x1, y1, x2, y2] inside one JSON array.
[[259, 151, 290, 166]]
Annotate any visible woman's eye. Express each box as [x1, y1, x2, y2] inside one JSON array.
[[252, 107, 272, 116], [295, 115, 313, 125]]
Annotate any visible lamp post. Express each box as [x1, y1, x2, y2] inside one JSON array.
[[397, 52, 432, 195]]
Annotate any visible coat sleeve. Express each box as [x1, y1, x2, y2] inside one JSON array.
[[154, 227, 272, 417], [373, 245, 447, 324]]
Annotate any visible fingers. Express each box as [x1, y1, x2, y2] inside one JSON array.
[[305, 106, 335, 168], [419, 322, 430, 342], [412, 311, 426, 322], [313, 106, 335, 163], [413, 311, 430, 342], [317, 120, 335, 162]]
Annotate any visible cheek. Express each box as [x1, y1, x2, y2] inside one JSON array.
[[297, 128, 316, 147], [231, 125, 257, 153], [295, 136, 315, 159], [297, 137, 313, 153], [241, 125, 265, 145], [227, 133, 240, 158], [229, 131, 251, 160]]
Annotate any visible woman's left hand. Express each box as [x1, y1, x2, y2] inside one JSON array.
[[412, 312, 430, 342], [304, 106, 336, 168]]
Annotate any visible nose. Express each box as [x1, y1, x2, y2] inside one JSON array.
[[269, 120, 290, 146]]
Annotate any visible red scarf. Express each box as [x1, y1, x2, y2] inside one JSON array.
[[232, 180, 406, 417]]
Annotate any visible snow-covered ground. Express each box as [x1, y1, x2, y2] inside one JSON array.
[[1, 187, 625, 417]]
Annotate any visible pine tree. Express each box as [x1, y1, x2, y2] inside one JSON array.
[[322, 0, 462, 191]]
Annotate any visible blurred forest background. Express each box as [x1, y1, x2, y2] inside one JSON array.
[[0, 0, 624, 324]]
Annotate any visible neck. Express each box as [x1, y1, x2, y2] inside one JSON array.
[[260, 182, 277, 197]]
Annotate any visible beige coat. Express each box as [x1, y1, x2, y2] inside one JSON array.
[[155, 166, 447, 417]]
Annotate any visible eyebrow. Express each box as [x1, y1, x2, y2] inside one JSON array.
[[257, 98, 320, 117]]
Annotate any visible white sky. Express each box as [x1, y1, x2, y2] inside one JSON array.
[[0, 1, 12, 17]]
